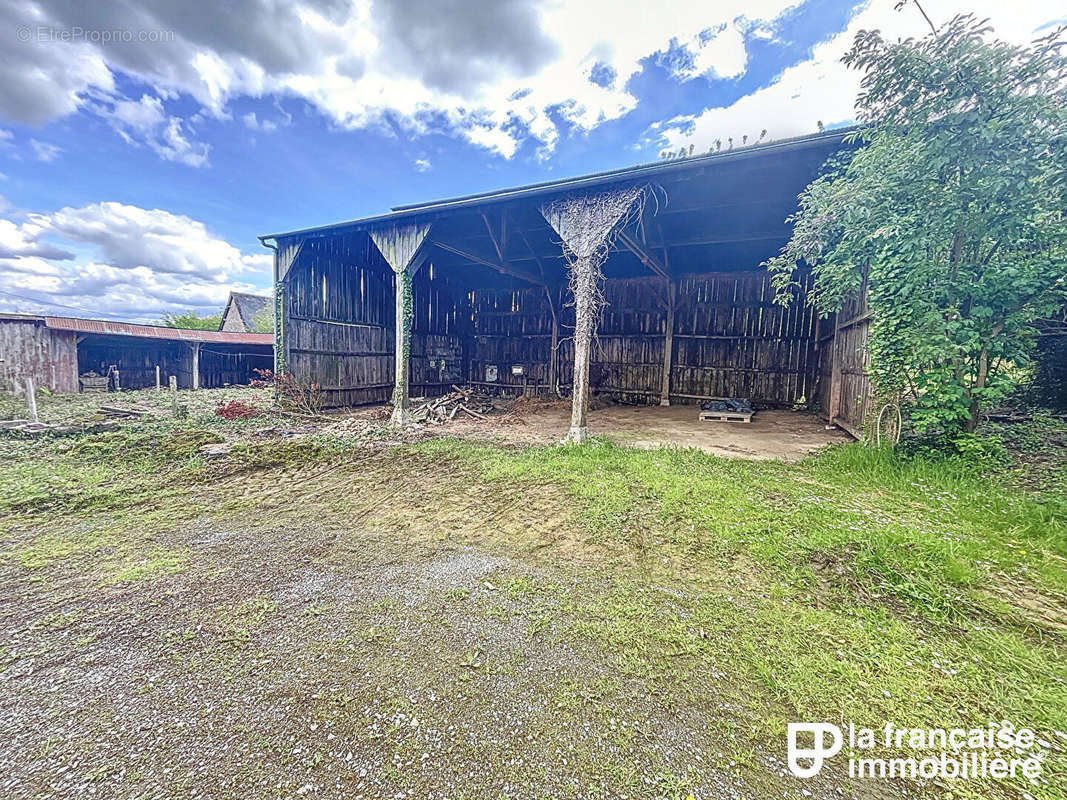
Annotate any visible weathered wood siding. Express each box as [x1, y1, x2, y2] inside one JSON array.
[[284, 236, 396, 406], [463, 271, 821, 406], [282, 238, 843, 412], [79, 338, 190, 390], [827, 290, 873, 437], [0, 320, 78, 394]]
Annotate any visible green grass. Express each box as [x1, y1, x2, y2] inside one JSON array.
[[415, 437, 1066, 620], [409, 435, 1067, 798], [1, 410, 1064, 799]]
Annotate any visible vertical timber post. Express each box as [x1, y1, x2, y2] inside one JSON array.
[[155, 365, 161, 391], [191, 343, 201, 391], [369, 223, 432, 426], [169, 375, 178, 416], [541, 186, 648, 443], [660, 280, 675, 406], [828, 311, 843, 427], [25, 377, 38, 423]]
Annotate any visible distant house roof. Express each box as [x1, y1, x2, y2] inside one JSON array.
[[0, 313, 272, 345], [220, 292, 272, 333]]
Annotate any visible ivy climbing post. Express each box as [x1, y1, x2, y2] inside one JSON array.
[[369, 222, 432, 426], [541, 186, 648, 443]]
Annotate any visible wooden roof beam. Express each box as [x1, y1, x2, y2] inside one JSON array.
[[431, 240, 546, 287], [617, 229, 668, 279]]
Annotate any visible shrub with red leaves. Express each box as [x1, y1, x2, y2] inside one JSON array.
[[214, 400, 261, 420], [249, 368, 274, 389]]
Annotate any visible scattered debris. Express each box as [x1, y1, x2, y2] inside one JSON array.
[[411, 385, 499, 424], [699, 397, 755, 424], [97, 405, 152, 419], [199, 442, 234, 459], [0, 419, 120, 436]]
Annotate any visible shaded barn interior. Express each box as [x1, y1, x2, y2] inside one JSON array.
[[77, 335, 273, 390], [0, 315, 274, 394], [268, 130, 869, 435]]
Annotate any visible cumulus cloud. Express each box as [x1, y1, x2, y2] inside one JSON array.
[[2, 0, 807, 158], [658, 0, 1062, 152], [0, 202, 271, 322]]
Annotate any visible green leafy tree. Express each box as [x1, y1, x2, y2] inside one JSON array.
[[156, 310, 223, 330], [767, 10, 1067, 435], [246, 302, 275, 333]]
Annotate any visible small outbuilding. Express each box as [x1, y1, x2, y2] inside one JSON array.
[[220, 291, 273, 333], [260, 129, 872, 439], [0, 314, 274, 395]]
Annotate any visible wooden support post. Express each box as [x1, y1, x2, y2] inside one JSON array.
[[169, 375, 178, 416], [191, 343, 201, 391], [369, 223, 432, 426], [156, 365, 161, 391], [540, 185, 650, 443], [25, 377, 38, 423], [568, 256, 594, 441], [546, 287, 560, 397], [660, 280, 675, 406], [113, 368, 121, 391], [392, 271, 412, 424], [827, 311, 843, 426]]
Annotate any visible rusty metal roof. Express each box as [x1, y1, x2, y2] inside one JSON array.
[[33, 315, 273, 345]]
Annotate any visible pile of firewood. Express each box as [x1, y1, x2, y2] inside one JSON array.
[[411, 385, 496, 424]]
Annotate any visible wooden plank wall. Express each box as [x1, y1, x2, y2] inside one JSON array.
[[467, 286, 567, 394], [79, 338, 189, 389], [409, 265, 467, 397], [283, 243, 837, 411], [465, 271, 822, 406], [0, 321, 79, 394], [828, 290, 873, 438], [198, 346, 274, 389], [286, 236, 396, 406]]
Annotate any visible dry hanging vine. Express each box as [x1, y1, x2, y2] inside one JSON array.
[[540, 184, 658, 441]]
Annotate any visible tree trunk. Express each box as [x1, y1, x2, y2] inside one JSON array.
[[964, 344, 991, 434]]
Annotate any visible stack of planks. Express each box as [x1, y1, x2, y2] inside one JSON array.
[[411, 385, 495, 424]]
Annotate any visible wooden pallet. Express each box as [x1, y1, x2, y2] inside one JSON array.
[[699, 410, 752, 423]]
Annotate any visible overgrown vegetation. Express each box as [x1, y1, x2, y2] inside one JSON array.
[[155, 309, 223, 330], [767, 10, 1067, 437]]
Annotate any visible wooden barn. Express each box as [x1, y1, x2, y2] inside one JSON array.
[[260, 129, 872, 439], [0, 314, 274, 395]]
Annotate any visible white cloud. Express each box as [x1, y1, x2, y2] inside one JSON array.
[[29, 139, 62, 162], [413, 158, 432, 172], [1, 0, 804, 159], [101, 94, 210, 166], [242, 111, 279, 132], [659, 0, 1063, 152], [0, 202, 271, 322]]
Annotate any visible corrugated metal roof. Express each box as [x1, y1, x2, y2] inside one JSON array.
[[39, 316, 273, 345], [259, 126, 858, 242]]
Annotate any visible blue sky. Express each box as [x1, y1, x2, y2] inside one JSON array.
[[0, 0, 1059, 322]]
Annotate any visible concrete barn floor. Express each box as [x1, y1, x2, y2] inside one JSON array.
[[442, 405, 852, 460]]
